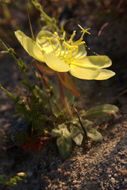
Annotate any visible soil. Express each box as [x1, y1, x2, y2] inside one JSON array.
[[0, 1, 127, 190]]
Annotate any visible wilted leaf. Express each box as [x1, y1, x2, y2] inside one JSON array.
[[70, 125, 83, 146], [57, 136, 72, 158], [86, 128, 103, 141], [85, 104, 119, 118]]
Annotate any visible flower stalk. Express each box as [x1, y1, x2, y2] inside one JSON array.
[[57, 73, 72, 117]]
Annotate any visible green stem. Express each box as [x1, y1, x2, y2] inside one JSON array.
[[31, 0, 58, 30]]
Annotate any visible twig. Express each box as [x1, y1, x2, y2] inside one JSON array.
[[73, 107, 88, 142]]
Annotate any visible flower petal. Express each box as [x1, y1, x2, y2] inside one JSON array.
[[70, 64, 115, 80], [44, 53, 70, 72], [70, 65, 100, 80], [15, 30, 44, 62], [36, 30, 59, 54], [94, 69, 115, 80], [74, 44, 87, 59], [73, 55, 112, 68]]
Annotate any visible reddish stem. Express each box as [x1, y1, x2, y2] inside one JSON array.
[[57, 73, 72, 117]]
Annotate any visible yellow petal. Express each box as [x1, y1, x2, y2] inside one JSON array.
[[74, 44, 87, 59], [70, 65, 100, 80], [73, 55, 112, 68], [36, 30, 59, 54], [94, 69, 115, 80], [70, 64, 115, 80], [15, 30, 44, 62], [44, 53, 70, 72]]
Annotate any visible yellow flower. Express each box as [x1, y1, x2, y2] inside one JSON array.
[[15, 29, 115, 80]]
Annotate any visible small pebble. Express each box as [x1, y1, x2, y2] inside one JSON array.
[[111, 177, 116, 184]]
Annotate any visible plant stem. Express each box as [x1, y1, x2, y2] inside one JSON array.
[[57, 73, 72, 117], [73, 107, 88, 142], [31, 0, 58, 31]]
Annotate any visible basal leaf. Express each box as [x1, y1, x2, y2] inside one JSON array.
[[73, 133, 83, 146], [86, 128, 103, 141], [52, 124, 71, 138], [57, 136, 72, 158], [70, 125, 83, 146], [82, 119, 94, 127], [85, 104, 119, 118], [82, 119, 102, 141]]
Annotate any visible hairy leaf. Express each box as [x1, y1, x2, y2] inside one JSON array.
[[52, 124, 71, 137], [57, 136, 72, 158], [85, 104, 119, 118], [70, 125, 83, 146], [86, 128, 103, 141]]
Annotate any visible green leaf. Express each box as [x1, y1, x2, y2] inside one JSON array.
[[86, 128, 103, 141], [0, 84, 17, 101], [70, 125, 83, 146], [52, 124, 72, 157], [85, 104, 119, 118], [52, 124, 71, 137], [73, 133, 83, 146], [57, 136, 72, 158], [82, 119, 94, 127], [82, 119, 102, 141]]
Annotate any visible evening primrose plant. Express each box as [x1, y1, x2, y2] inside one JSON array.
[[14, 27, 115, 80], [0, 0, 119, 158]]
